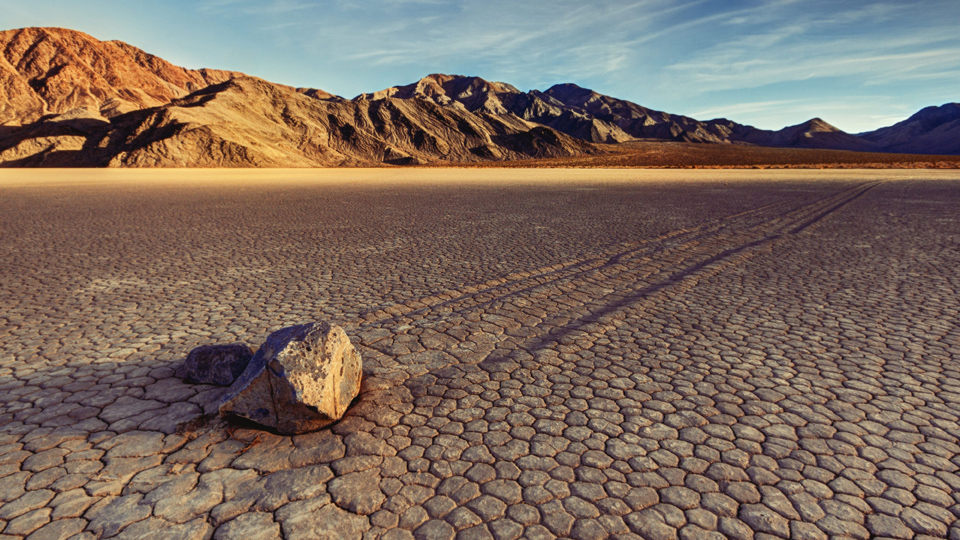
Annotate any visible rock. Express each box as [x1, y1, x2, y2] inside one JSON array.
[[899, 507, 948, 537], [214, 512, 281, 540], [85, 494, 152, 537], [276, 497, 370, 540], [328, 470, 385, 515], [739, 503, 790, 537], [219, 322, 362, 434], [865, 514, 913, 540], [181, 344, 254, 386]]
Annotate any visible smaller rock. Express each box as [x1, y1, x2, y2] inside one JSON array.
[[866, 514, 913, 540], [85, 494, 152, 537], [329, 470, 385, 515], [214, 512, 280, 540], [739, 504, 790, 537], [181, 344, 254, 386]]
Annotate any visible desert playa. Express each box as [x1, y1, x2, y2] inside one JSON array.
[[1, 169, 959, 539], [4, 167, 960, 186]]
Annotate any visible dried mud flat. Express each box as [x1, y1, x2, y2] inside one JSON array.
[[1, 168, 959, 540]]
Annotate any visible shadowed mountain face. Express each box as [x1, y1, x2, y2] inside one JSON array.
[[0, 27, 956, 167], [734, 118, 879, 152], [859, 104, 960, 155], [541, 83, 734, 144]]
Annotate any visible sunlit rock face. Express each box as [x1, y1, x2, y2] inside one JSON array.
[[219, 322, 362, 434]]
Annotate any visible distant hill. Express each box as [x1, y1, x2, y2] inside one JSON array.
[[358, 76, 881, 151], [859, 103, 960, 155], [0, 27, 956, 167]]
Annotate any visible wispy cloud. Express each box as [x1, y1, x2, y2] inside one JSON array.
[[662, 1, 960, 95], [673, 47, 960, 88], [691, 99, 806, 120], [201, 0, 319, 15], [693, 94, 933, 133], [323, 0, 658, 86]]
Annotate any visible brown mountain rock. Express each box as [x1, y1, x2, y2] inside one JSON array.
[[736, 118, 879, 151], [1, 75, 596, 167], [543, 82, 721, 143], [0, 27, 244, 125], [859, 103, 960, 155], [0, 27, 956, 166]]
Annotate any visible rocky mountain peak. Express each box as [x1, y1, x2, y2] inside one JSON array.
[[857, 102, 960, 154], [543, 83, 600, 105], [800, 118, 841, 132]]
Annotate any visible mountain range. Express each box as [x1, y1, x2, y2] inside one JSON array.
[[1, 27, 957, 167]]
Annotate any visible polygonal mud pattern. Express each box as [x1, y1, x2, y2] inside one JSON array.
[[1, 173, 959, 539]]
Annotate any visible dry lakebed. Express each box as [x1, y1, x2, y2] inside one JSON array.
[[1, 168, 958, 540]]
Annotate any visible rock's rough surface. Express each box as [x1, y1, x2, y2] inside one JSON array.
[[219, 323, 362, 434], [181, 344, 254, 386]]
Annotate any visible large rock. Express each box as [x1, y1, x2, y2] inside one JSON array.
[[219, 322, 362, 434], [181, 343, 254, 386]]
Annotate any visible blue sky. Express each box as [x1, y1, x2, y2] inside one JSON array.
[[3, 0, 959, 132]]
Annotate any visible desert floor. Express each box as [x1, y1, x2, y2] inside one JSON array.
[[1, 169, 959, 540]]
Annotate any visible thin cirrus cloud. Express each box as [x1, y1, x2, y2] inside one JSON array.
[[201, 0, 319, 14], [691, 98, 910, 132], [1, 0, 957, 132], [667, 18, 960, 90], [691, 100, 808, 121], [336, 1, 689, 63], [670, 47, 960, 90]]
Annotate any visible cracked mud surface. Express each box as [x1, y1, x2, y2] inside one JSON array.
[[1, 169, 959, 540]]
